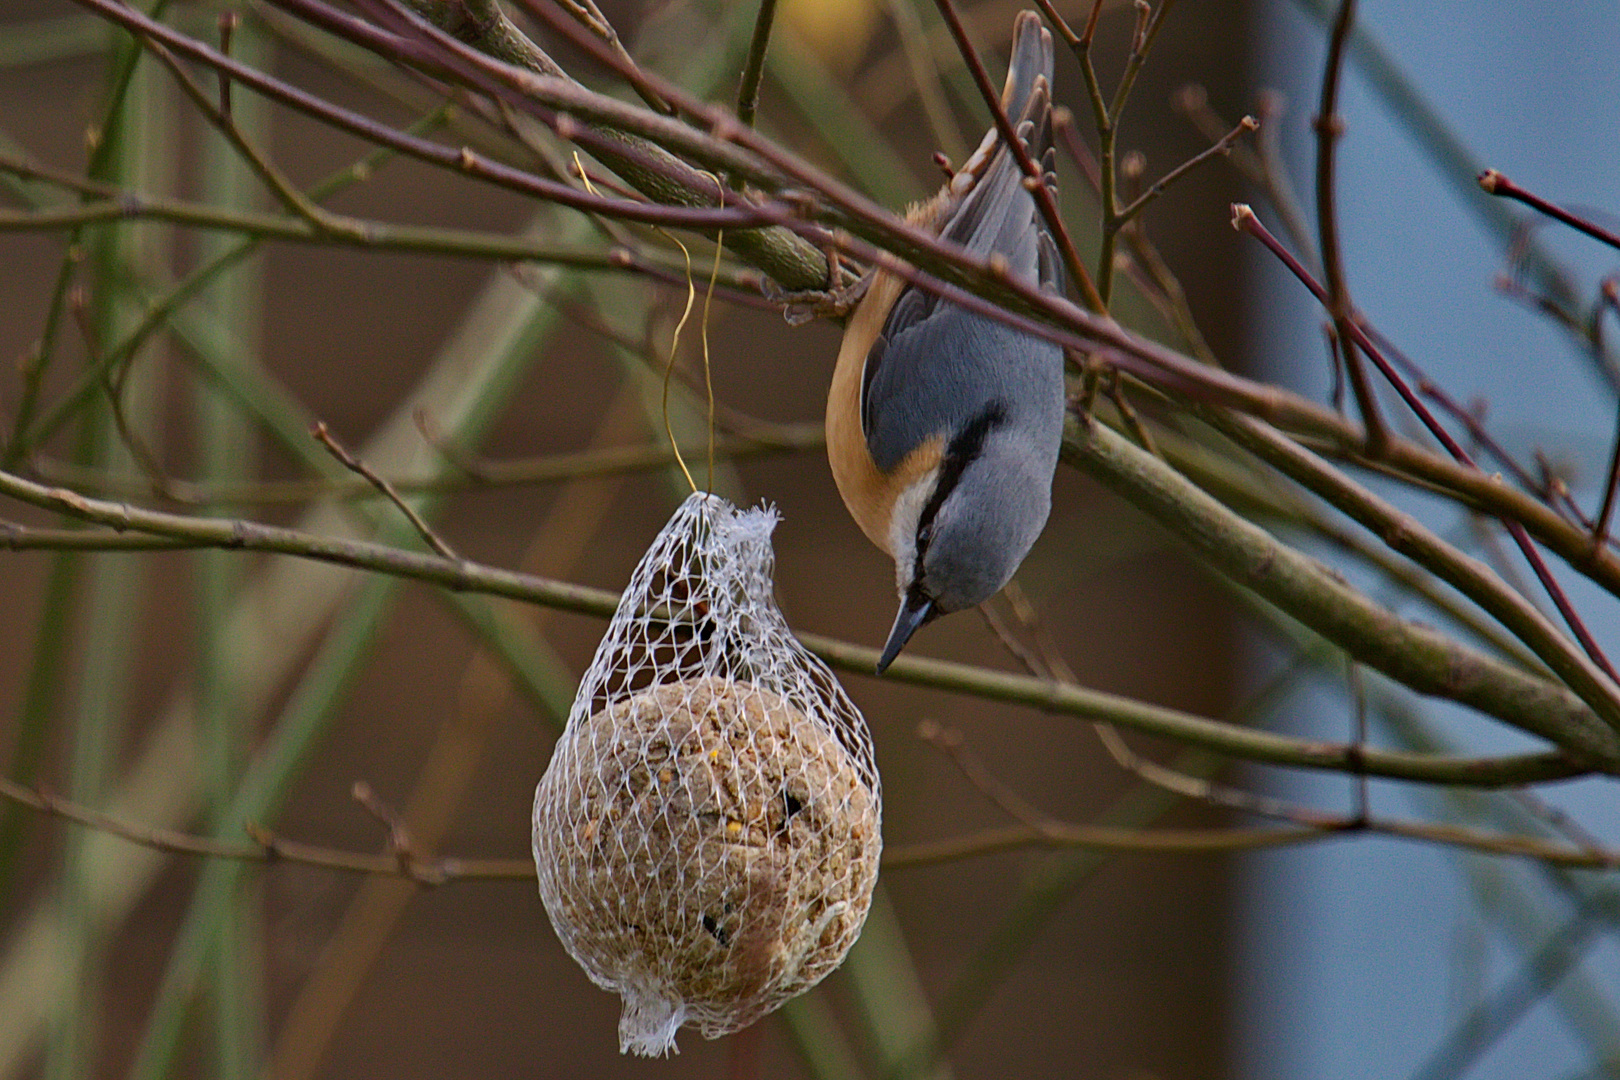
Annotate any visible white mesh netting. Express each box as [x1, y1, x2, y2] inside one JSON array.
[[532, 492, 882, 1056]]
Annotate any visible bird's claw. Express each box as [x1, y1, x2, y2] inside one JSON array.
[[764, 273, 873, 326]]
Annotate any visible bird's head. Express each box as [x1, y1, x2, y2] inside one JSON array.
[[877, 418, 1054, 673]]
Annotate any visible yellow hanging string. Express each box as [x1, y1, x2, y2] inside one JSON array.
[[573, 152, 724, 495], [656, 229, 702, 495], [699, 229, 725, 492]]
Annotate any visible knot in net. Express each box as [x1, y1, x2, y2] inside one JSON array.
[[533, 492, 882, 1056]]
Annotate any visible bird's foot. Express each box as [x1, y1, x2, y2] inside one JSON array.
[[764, 271, 872, 326]]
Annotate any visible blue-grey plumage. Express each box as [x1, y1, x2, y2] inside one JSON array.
[[825, 10, 1065, 673]]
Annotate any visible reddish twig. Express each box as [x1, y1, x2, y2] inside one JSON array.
[[930, 0, 1105, 311], [1236, 202, 1620, 688], [1115, 114, 1258, 225], [1313, 0, 1386, 451], [1480, 169, 1620, 253], [351, 780, 416, 875], [66, 0, 778, 231], [1365, 325, 1587, 526], [1592, 280, 1620, 550]]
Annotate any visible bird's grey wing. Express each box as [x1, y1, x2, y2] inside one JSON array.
[[861, 294, 1051, 472]]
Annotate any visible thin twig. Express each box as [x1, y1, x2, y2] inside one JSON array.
[[931, 0, 1105, 311], [18, 110, 1620, 614], [1115, 114, 1257, 225], [68, 0, 783, 230], [0, 774, 534, 885], [1030, 0, 1080, 50], [1479, 169, 1620, 253], [1205, 408, 1620, 741], [1, 12, 151, 469], [1174, 83, 1319, 270], [1235, 204, 1620, 684], [882, 803, 1620, 870], [917, 720, 1059, 836], [141, 34, 366, 239], [350, 780, 414, 871], [20, 756, 1611, 879], [1076, 0, 1115, 303], [889, 730, 1620, 871], [1313, 0, 1386, 450], [883, 821, 1318, 867], [30, 422, 822, 505], [1367, 324, 1583, 524], [216, 11, 238, 115], [734, 0, 779, 131], [552, 0, 673, 114], [1591, 288, 1620, 549], [1107, 0, 1175, 125], [0, 459, 1595, 781], [1104, 371, 1158, 455], [312, 422, 457, 560], [79, 0, 1607, 535], [989, 579, 1350, 826], [1063, 414, 1620, 764], [66, 286, 175, 500], [1083, 0, 1178, 306], [1057, 102, 1223, 366]]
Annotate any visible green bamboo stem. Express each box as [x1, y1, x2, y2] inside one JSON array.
[[2, 0, 170, 470], [46, 42, 174, 1080], [779, 994, 871, 1080], [128, 571, 401, 1080], [0, 226, 575, 1074], [193, 20, 271, 1076], [844, 887, 950, 1080], [1, 107, 453, 464]]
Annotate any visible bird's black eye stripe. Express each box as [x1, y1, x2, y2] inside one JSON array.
[[913, 402, 1006, 575]]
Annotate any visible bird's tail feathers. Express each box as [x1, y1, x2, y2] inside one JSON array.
[[1001, 9, 1054, 124]]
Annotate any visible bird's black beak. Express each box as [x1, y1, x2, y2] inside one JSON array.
[[877, 592, 936, 674]]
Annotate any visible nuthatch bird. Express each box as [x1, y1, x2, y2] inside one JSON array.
[[827, 10, 1065, 673]]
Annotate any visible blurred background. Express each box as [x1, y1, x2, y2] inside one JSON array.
[[1243, 5, 1620, 1080], [0, 0, 1616, 1077]]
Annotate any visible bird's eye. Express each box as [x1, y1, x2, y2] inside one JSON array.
[[916, 523, 933, 549]]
